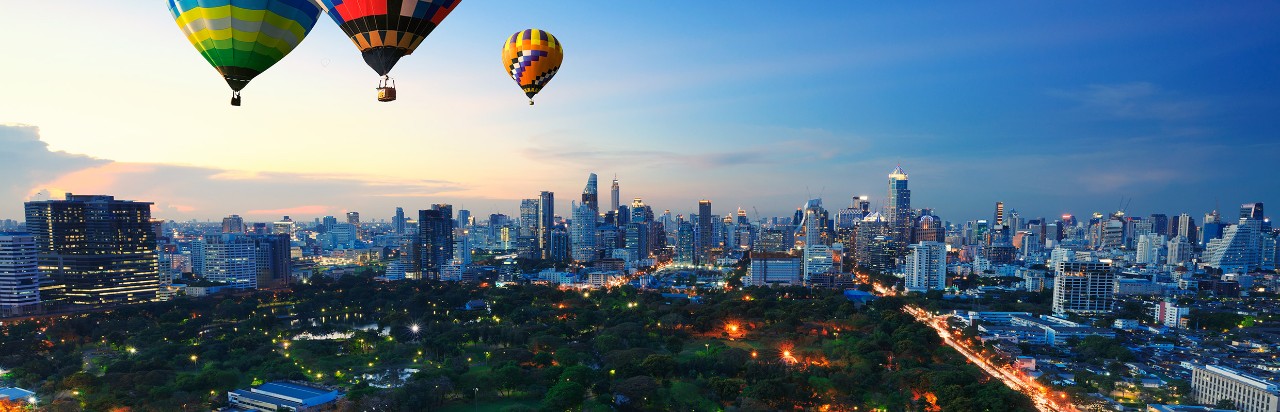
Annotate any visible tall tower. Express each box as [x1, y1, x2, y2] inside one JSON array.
[[24, 194, 158, 306], [393, 207, 406, 234], [610, 176, 620, 213], [539, 191, 555, 260], [993, 202, 1005, 227], [887, 166, 912, 248], [582, 173, 599, 213], [417, 205, 454, 279], [697, 200, 713, 264]]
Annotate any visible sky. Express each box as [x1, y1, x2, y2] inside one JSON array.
[[1, 1, 1279, 223]]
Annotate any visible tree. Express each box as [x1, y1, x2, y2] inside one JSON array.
[[542, 381, 585, 410]]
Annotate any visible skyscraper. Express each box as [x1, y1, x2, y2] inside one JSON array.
[[0, 233, 41, 316], [697, 200, 713, 264], [887, 166, 912, 248], [24, 194, 158, 306], [393, 207, 406, 234], [582, 173, 599, 213], [570, 201, 597, 262], [539, 192, 555, 260], [1241, 202, 1264, 220], [221, 215, 246, 233], [417, 205, 454, 279], [904, 241, 946, 292], [518, 199, 540, 259], [346, 212, 360, 225], [610, 176, 620, 213]]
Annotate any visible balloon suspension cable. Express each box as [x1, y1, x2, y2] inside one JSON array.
[[231, 91, 242, 107]]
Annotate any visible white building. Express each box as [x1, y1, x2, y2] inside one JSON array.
[[1153, 300, 1189, 329], [1136, 233, 1167, 265], [904, 241, 946, 292], [0, 233, 41, 317], [1052, 261, 1116, 315], [1189, 364, 1279, 412], [1168, 236, 1193, 266], [1204, 219, 1262, 273], [203, 233, 258, 290]]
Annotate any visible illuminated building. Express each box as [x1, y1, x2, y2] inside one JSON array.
[[24, 194, 158, 306]]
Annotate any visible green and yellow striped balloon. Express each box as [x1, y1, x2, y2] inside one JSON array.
[[168, 0, 323, 105]]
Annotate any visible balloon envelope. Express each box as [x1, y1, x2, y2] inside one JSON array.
[[502, 29, 564, 101], [317, 0, 461, 76], [168, 0, 323, 91]]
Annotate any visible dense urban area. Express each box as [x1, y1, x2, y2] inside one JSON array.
[[0, 168, 1276, 412]]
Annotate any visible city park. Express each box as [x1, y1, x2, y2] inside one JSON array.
[[0, 263, 1033, 411]]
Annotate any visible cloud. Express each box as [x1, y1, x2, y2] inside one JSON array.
[[1049, 82, 1204, 121], [521, 126, 866, 170], [0, 124, 107, 214], [1, 124, 465, 221]]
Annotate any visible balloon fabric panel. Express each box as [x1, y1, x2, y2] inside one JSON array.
[[502, 29, 563, 99], [317, 0, 461, 76], [169, 0, 322, 91]]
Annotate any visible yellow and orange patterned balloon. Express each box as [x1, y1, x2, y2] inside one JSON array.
[[502, 29, 563, 105]]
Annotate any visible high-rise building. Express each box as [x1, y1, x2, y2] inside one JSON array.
[[1241, 202, 1265, 221], [1189, 364, 1279, 412], [1204, 218, 1262, 273], [582, 173, 599, 213], [273, 216, 295, 238], [1052, 261, 1116, 315], [1149, 214, 1169, 237], [904, 241, 946, 292], [1135, 234, 1167, 265], [456, 209, 471, 228], [202, 233, 258, 289], [518, 199, 540, 259], [696, 200, 713, 264], [676, 221, 695, 264], [24, 194, 158, 306], [570, 201, 597, 262], [1167, 236, 1192, 266], [346, 212, 360, 225], [221, 215, 246, 233], [887, 166, 912, 248], [417, 205, 454, 279], [1176, 213, 1198, 243], [610, 176, 620, 213], [0, 233, 41, 316], [393, 207, 406, 234], [539, 192, 555, 260], [250, 234, 292, 288]]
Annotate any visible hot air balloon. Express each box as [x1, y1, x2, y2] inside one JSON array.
[[502, 29, 564, 105], [317, 0, 461, 102], [168, 0, 323, 106]]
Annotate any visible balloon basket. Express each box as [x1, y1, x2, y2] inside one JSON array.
[[377, 77, 397, 102], [231, 91, 241, 106]]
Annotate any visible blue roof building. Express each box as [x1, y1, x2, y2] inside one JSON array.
[[228, 381, 341, 412]]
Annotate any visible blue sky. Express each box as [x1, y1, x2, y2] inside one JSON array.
[[0, 1, 1278, 222]]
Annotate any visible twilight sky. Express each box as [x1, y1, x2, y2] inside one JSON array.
[[1, 2, 1278, 223]]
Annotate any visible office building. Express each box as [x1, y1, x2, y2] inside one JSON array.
[[221, 215, 246, 233], [393, 207, 406, 234], [697, 200, 713, 264], [1052, 261, 1116, 315], [1204, 219, 1261, 273], [202, 233, 258, 289], [887, 166, 912, 247], [571, 201, 597, 262], [0, 233, 41, 316], [24, 194, 158, 306], [539, 192, 555, 260], [746, 256, 802, 287], [1189, 364, 1279, 412], [417, 205, 454, 279], [904, 241, 947, 292], [610, 176, 620, 213]]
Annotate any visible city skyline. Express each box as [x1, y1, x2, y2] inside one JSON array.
[[2, 2, 1279, 221]]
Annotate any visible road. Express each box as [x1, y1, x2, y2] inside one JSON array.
[[870, 282, 1076, 412]]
